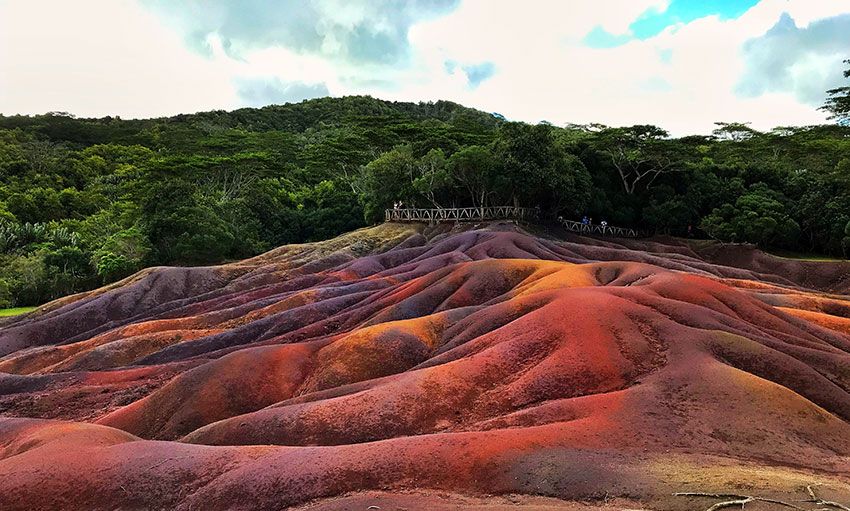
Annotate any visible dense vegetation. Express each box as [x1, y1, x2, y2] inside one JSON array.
[[0, 63, 848, 307]]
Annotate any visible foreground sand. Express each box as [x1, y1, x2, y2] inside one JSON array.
[[1, 222, 849, 510]]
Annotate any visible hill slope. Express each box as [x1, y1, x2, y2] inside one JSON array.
[[1, 223, 850, 510]]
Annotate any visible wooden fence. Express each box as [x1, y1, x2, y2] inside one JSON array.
[[556, 217, 643, 238], [385, 206, 538, 223], [383, 207, 645, 238]]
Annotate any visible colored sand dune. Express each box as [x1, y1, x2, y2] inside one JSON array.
[[1, 222, 850, 510]]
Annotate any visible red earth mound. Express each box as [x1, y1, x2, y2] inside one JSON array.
[[1, 222, 850, 510]]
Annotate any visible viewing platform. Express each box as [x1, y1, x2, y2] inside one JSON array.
[[385, 206, 538, 223], [384, 206, 644, 238], [556, 217, 643, 238]]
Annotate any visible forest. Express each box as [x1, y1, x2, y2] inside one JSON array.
[[0, 60, 848, 307]]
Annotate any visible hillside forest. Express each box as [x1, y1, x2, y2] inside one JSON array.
[[0, 60, 848, 307]]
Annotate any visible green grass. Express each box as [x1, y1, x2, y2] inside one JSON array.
[[0, 306, 37, 317], [765, 248, 847, 262]]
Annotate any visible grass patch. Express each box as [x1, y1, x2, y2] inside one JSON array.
[[766, 248, 846, 262], [0, 306, 37, 317]]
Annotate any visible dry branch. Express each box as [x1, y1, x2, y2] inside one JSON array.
[[674, 492, 806, 510], [804, 485, 850, 511]]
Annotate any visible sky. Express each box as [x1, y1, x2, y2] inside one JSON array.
[[1, 0, 849, 135]]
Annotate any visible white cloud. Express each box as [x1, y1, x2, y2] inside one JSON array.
[[400, 0, 850, 134], [1, 0, 849, 134], [0, 0, 241, 118], [737, 12, 850, 105]]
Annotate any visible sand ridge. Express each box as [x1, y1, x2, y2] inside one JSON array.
[[1, 222, 849, 510]]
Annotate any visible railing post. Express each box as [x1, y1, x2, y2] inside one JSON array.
[[384, 207, 642, 238]]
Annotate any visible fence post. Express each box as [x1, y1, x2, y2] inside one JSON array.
[[384, 207, 642, 237]]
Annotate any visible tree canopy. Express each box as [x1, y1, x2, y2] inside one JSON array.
[[0, 89, 849, 307], [821, 59, 850, 125]]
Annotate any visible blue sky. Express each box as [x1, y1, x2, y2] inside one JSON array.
[[585, 0, 762, 47], [631, 0, 762, 38], [1, 0, 849, 134]]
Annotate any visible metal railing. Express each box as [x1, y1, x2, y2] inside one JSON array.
[[383, 207, 645, 238], [557, 217, 644, 238], [385, 206, 538, 223]]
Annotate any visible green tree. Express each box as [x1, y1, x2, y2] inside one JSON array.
[[412, 148, 450, 208], [358, 146, 418, 223], [821, 59, 850, 125], [0, 252, 50, 306], [149, 203, 236, 264], [0, 278, 12, 308], [592, 125, 683, 195], [0, 202, 16, 223], [843, 220, 850, 257], [91, 227, 151, 281], [492, 122, 591, 214], [43, 245, 93, 297], [2, 95, 849, 305], [701, 185, 800, 247], [447, 145, 497, 208], [642, 195, 695, 235], [712, 122, 758, 142]]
